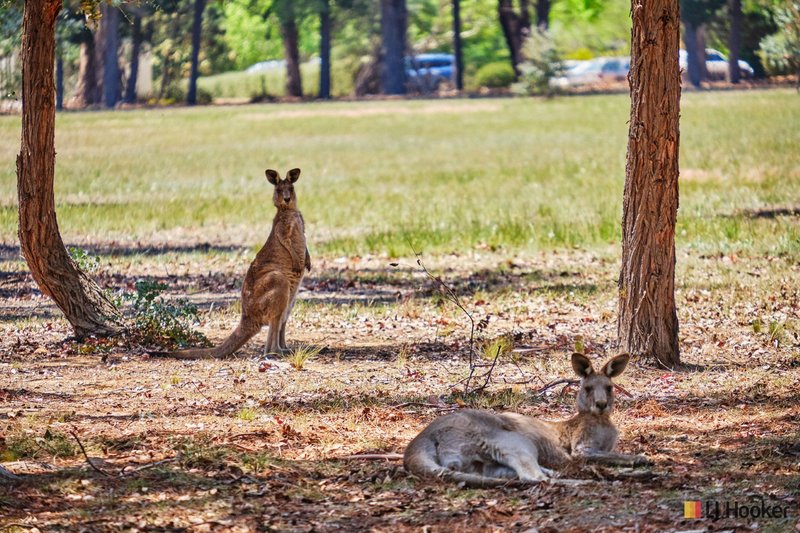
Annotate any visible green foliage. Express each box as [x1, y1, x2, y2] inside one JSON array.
[[475, 61, 516, 88], [126, 280, 207, 349], [68, 246, 101, 273], [512, 30, 565, 96], [758, 1, 800, 77]]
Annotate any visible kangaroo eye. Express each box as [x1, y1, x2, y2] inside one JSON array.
[[584, 386, 592, 393], [606, 385, 613, 394]]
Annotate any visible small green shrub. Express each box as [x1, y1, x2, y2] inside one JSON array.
[[196, 87, 214, 105], [68, 246, 100, 273], [126, 280, 208, 348], [512, 30, 565, 97], [475, 61, 517, 89]]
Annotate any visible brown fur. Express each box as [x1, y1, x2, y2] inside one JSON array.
[[151, 168, 310, 359], [403, 353, 650, 487]]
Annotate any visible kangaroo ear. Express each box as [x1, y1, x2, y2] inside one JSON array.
[[287, 168, 301, 183], [571, 353, 594, 378], [265, 169, 279, 185], [601, 353, 630, 378]]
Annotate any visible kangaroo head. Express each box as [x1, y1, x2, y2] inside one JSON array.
[[571, 353, 629, 416], [266, 168, 301, 209]]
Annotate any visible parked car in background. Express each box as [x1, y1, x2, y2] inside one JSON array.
[[679, 49, 754, 80], [406, 53, 454, 92], [551, 57, 630, 88]]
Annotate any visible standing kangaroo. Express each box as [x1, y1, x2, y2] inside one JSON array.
[[153, 168, 310, 359], [403, 353, 650, 487]]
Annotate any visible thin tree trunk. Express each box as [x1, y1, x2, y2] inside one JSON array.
[[452, 0, 463, 90], [536, 0, 551, 29], [17, 0, 123, 339], [728, 0, 741, 83], [619, 0, 681, 368], [187, 0, 206, 105], [319, 0, 331, 99], [56, 53, 63, 110], [281, 14, 303, 97], [380, 0, 407, 95], [683, 21, 702, 87], [124, 14, 141, 104]]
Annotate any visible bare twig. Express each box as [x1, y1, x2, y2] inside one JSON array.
[[119, 456, 179, 477], [337, 453, 404, 461], [70, 430, 113, 477], [535, 378, 579, 395], [0, 464, 21, 483]]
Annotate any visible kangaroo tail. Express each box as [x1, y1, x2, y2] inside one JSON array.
[[403, 435, 523, 488], [149, 321, 260, 360]]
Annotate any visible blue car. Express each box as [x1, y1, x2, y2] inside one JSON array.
[[406, 53, 454, 91]]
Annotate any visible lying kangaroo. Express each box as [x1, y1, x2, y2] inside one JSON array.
[[152, 168, 310, 359], [403, 353, 650, 487]]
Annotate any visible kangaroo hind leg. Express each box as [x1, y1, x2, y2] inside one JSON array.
[[486, 432, 549, 483]]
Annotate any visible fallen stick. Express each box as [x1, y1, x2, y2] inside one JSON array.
[[70, 430, 113, 477], [337, 453, 404, 461]]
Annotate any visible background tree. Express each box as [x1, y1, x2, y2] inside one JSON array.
[[380, 0, 407, 94], [453, 0, 464, 90], [681, 0, 726, 86], [319, 0, 332, 98], [96, 2, 121, 107], [619, 0, 681, 368], [498, 0, 531, 75], [17, 0, 123, 338], [187, 0, 207, 104], [728, 0, 743, 81]]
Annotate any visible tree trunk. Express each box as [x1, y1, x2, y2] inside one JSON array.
[[75, 32, 97, 106], [124, 14, 142, 104], [619, 0, 681, 368], [536, 0, 551, 29], [56, 53, 63, 111], [683, 20, 702, 87], [319, 0, 331, 99], [280, 13, 303, 97], [498, 0, 530, 76], [187, 0, 206, 105], [95, 3, 120, 108], [452, 0, 464, 90], [17, 0, 123, 339], [380, 0, 407, 95], [727, 0, 741, 83]]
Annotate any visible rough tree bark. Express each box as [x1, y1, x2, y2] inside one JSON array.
[[319, 0, 332, 99], [453, 0, 464, 90], [187, 0, 206, 105], [380, 0, 407, 95], [727, 0, 742, 83], [619, 0, 681, 368], [124, 13, 142, 104], [17, 0, 123, 339], [280, 8, 303, 98]]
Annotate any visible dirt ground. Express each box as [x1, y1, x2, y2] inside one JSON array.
[[1, 246, 798, 532]]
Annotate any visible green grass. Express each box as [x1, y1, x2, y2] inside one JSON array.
[[0, 90, 798, 257]]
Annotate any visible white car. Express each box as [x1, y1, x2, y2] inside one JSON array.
[[550, 57, 630, 88], [679, 48, 754, 80]]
